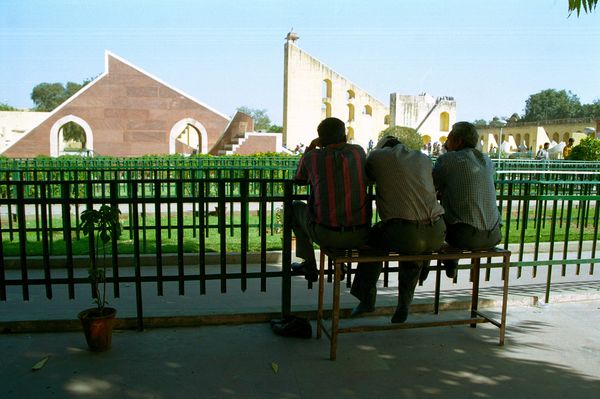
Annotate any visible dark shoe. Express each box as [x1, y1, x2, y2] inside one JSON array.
[[391, 305, 409, 324], [292, 260, 318, 282], [444, 260, 457, 279], [271, 316, 312, 338], [419, 264, 430, 284], [270, 315, 296, 328], [351, 301, 375, 317]]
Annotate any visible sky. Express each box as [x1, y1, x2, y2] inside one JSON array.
[[1, 0, 599, 125]]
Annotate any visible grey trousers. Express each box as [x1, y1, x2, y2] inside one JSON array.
[[350, 218, 446, 308], [445, 222, 501, 250], [291, 201, 370, 262]]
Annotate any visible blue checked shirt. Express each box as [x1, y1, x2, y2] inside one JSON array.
[[433, 148, 500, 231]]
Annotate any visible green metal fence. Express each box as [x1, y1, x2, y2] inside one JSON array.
[[1, 157, 599, 327]]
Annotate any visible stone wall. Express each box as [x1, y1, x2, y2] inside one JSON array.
[[3, 52, 230, 157]]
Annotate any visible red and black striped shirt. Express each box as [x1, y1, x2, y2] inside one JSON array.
[[294, 142, 371, 228]]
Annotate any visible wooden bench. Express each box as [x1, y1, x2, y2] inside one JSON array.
[[316, 246, 511, 360]]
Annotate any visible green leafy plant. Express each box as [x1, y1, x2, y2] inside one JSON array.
[[80, 205, 122, 311], [568, 136, 600, 161], [378, 126, 423, 151]]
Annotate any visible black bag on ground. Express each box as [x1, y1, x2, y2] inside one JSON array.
[[270, 315, 312, 339]]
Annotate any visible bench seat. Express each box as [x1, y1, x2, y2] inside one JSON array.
[[316, 246, 511, 360]]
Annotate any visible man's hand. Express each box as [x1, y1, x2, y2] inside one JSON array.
[[306, 137, 322, 152]]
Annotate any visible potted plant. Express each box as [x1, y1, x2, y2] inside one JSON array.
[[78, 204, 122, 352]]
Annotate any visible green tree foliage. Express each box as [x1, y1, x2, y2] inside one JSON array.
[[267, 124, 283, 133], [580, 100, 600, 118], [568, 136, 600, 160], [236, 106, 272, 131], [522, 89, 582, 121], [31, 79, 90, 111], [378, 126, 423, 151], [569, 0, 598, 15], [0, 103, 17, 111], [61, 121, 87, 147], [473, 119, 488, 128]]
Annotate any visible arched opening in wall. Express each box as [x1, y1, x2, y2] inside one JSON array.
[[552, 132, 560, 143], [347, 127, 355, 143], [516, 134, 522, 145], [169, 118, 208, 155], [347, 103, 355, 122], [50, 115, 93, 157], [384, 115, 390, 125], [59, 121, 88, 155], [322, 79, 332, 100], [346, 90, 355, 100], [494, 134, 499, 143], [175, 124, 201, 155], [440, 112, 450, 132], [422, 135, 431, 145], [563, 132, 570, 142], [524, 134, 530, 149], [322, 102, 332, 118], [363, 105, 372, 116]]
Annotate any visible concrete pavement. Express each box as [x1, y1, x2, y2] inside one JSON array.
[[1, 299, 599, 398]]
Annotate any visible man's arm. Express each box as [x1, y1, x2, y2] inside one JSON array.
[[294, 137, 321, 186]]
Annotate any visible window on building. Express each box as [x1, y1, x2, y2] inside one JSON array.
[[363, 105, 372, 116], [347, 127, 355, 143], [347, 103, 355, 122], [322, 79, 332, 100], [322, 101, 331, 118], [440, 112, 450, 132]]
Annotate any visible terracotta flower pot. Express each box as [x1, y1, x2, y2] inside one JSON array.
[[78, 307, 117, 352]]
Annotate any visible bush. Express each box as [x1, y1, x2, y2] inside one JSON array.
[[378, 126, 423, 151], [568, 136, 600, 161]]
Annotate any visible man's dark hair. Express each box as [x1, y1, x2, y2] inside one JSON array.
[[451, 121, 479, 148], [317, 117, 347, 146]]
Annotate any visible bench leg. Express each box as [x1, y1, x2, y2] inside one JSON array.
[[470, 258, 481, 328], [317, 251, 326, 339], [330, 261, 341, 360], [434, 259, 442, 314], [499, 253, 510, 345]]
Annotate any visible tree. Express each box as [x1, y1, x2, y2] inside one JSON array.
[[580, 99, 600, 118], [569, 0, 598, 15], [267, 124, 283, 133], [236, 106, 272, 131], [568, 136, 600, 160], [378, 126, 423, 151], [522, 89, 582, 121], [61, 121, 87, 147], [473, 119, 488, 128], [31, 79, 90, 112], [0, 103, 17, 111]]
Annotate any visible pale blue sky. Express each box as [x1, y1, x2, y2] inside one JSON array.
[[1, 0, 598, 124]]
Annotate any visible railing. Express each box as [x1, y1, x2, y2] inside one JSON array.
[[1, 159, 600, 328]]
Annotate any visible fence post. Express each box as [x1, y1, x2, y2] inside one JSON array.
[[281, 181, 293, 316]]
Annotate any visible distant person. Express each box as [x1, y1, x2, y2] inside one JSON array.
[[433, 122, 501, 278], [563, 138, 575, 159], [291, 117, 371, 282], [535, 142, 550, 160], [350, 136, 446, 323]]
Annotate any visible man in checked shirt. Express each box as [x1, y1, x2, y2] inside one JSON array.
[[291, 117, 372, 282], [433, 121, 502, 278]]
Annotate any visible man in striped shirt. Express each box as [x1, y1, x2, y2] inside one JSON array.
[[291, 117, 372, 282], [433, 121, 502, 278]]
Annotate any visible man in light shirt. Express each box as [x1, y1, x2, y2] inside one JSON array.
[[351, 136, 446, 323]]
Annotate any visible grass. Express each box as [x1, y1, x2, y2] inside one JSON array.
[[1, 207, 598, 257]]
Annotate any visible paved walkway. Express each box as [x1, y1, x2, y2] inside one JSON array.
[[1, 299, 599, 398]]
